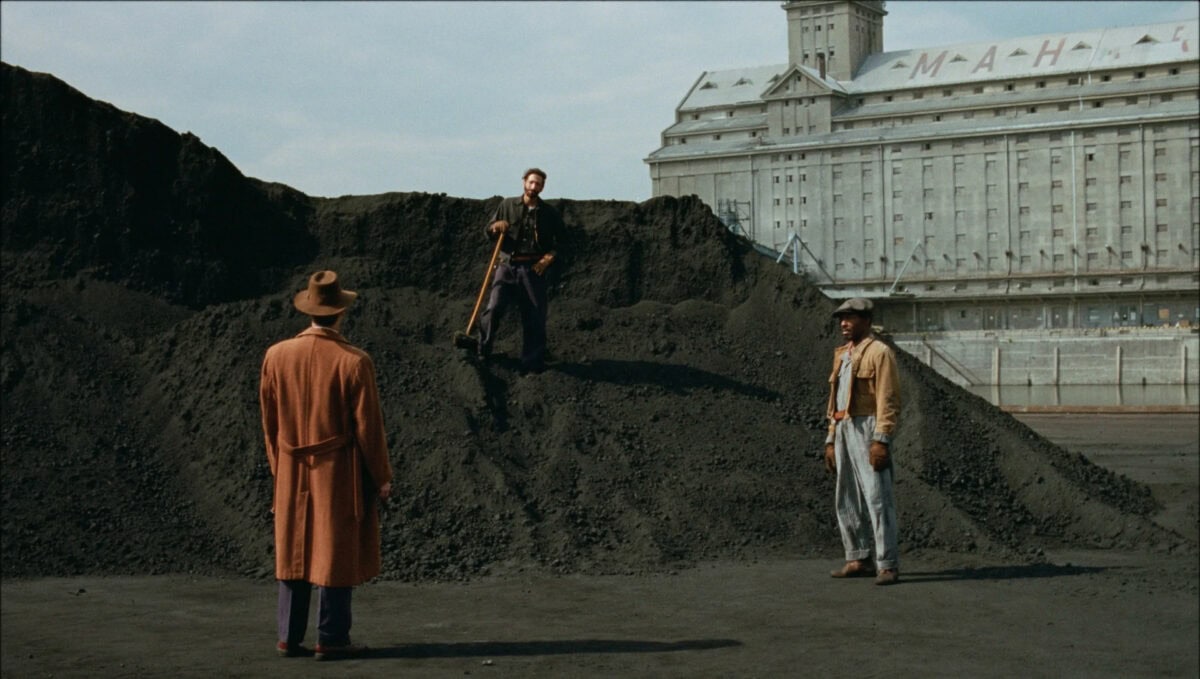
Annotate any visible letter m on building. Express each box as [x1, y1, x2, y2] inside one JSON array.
[[909, 51, 948, 80]]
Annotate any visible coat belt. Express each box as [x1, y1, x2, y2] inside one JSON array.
[[277, 433, 360, 519], [279, 434, 350, 461], [279, 436, 350, 467]]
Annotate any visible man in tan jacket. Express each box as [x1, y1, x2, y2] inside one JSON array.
[[260, 270, 394, 659], [823, 297, 901, 586]]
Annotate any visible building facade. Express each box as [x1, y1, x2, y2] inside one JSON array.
[[645, 1, 1200, 332]]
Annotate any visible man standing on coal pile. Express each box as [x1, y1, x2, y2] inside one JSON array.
[[823, 297, 902, 586], [260, 270, 394, 659], [476, 167, 563, 374]]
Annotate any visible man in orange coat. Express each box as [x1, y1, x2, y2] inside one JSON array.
[[260, 270, 393, 660]]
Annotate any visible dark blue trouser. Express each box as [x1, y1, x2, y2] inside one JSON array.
[[478, 261, 548, 369], [277, 580, 353, 646]]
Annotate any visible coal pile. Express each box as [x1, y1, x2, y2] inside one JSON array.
[[1, 62, 1185, 582]]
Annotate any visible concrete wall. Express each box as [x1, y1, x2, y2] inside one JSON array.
[[894, 328, 1199, 387]]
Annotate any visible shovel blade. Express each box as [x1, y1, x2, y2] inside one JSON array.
[[453, 332, 478, 351]]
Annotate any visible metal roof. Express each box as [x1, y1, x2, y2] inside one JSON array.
[[850, 19, 1199, 92], [678, 64, 788, 111], [671, 18, 1198, 111]]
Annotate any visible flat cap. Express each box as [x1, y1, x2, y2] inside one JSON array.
[[832, 297, 874, 317]]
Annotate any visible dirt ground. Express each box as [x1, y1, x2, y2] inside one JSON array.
[[4, 413, 1196, 679]]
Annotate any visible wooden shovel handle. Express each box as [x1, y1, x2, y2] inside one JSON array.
[[464, 232, 505, 335]]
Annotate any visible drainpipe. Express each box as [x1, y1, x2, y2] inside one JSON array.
[[1070, 130, 1080, 292], [1139, 123, 1149, 289]]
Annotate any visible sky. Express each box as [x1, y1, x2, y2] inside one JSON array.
[[2, 1, 1196, 201]]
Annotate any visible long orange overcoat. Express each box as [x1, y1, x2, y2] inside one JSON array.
[[259, 326, 393, 587]]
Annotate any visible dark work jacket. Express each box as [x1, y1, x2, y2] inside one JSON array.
[[487, 196, 563, 259]]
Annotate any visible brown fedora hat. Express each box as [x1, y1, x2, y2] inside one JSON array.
[[293, 270, 357, 316]]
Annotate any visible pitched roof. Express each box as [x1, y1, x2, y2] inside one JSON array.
[[673, 19, 1198, 109], [849, 19, 1198, 92]]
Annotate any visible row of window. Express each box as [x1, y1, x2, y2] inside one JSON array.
[[855, 65, 1186, 107], [672, 94, 1195, 144]]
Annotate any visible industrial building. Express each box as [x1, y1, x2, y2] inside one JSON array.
[[645, 1, 1200, 335]]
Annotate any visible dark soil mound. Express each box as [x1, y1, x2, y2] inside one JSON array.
[[2, 62, 1186, 582]]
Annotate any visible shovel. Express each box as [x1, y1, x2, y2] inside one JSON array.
[[453, 232, 505, 351]]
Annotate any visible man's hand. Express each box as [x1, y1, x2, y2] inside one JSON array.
[[489, 220, 509, 235], [533, 253, 555, 275], [378, 482, 392, 501], [869, 441, 890, 471], [824, 443, 835, 473]]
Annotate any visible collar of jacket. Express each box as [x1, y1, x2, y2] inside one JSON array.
[[837, 334, 876, 357], [836, 335, 877, 373], [513, 195, 543, 210], [297, 326, 350, 343]]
